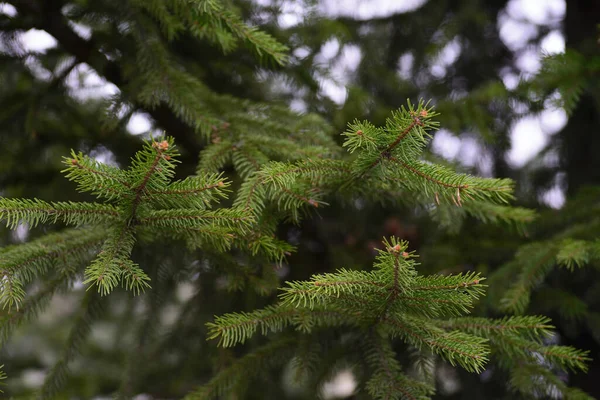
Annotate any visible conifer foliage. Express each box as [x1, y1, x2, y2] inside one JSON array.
[[0, 1, 594, 398], [202, 237, 589, 399], [0, 103, 591, 398], [1, 138, 250, 303]]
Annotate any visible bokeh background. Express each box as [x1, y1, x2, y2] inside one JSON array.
[[1, 0, 599, 398]]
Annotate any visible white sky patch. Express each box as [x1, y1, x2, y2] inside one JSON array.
[[541, 30, 565, 54], [12, 223, 29, 243], [21, 369, 46, 389], [507, 116, 547, 167], [457, 137, 482, 167], [89, 147, 119, 166], [315, 38, 340, 64], [319, 77, 347, 104], [515, 46, 542, 74], [430, 38, 461, 79], [24, 56, 52, 80], [293, 46, 311, 59], [21, 29, 57, 52], [500, 1, 567, 170], [506, 0, 565, 25], [398, 52, 414, 80], [501, 70, 520, 90], [315, 40, 362, 105], [320, 0, 427, 19], [539, 172, 566, 208], [321, 369, 357, 399], [278, 1, 305, 28], [66, 63, 120, 101], [0, 3, 16, 17], [69, 21, 93, 40], [498, 0, 566, 76], [127, 112, 153, 135], [340, 44, 362, 71], [289, 98, 307, 112], [498, 16, 538, 51], [432, 129, 462, 160], [432, 133, 494, 176], [540, 106, 567, 134]]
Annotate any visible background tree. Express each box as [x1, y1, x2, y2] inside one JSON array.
[[0, 0, 599, 399]]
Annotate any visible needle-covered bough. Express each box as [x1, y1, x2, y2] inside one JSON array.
[[0, 101, 590, 399]]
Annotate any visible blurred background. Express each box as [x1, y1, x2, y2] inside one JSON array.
[[1, 0, 599, 398]]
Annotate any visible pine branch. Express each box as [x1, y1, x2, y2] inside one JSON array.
[[509, 364, 594, 400], [144, 173, 230, 210], [190, 0, 289, 65], [208, 237, 491, 375], [438, 316, 555, 341], [363, 332, 433, 400], [499, 243, 558, 314], [0, 227, 106, 309], [383, 315, 489, 373], [62, 151, 131, 201], [137, 207, 253, 231], [83, 225, 150, 295], [207, 305, 298, 347], [279, 269, 386, 309], [127, 138, 179, 215], [0, 198, 119, 229], [183, 338, 297, 399]]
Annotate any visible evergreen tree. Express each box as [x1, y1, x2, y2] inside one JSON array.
[[0, 100, 591, 398], [0, 0, 598, 399]]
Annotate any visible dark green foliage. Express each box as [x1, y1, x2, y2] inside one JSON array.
[[205, 237, 588, 398], [1, 100, 590, 398], [0, 137, 259, 298], [0, 0, 599, 399]]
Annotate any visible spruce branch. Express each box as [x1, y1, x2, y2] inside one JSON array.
[[0, 198, 120, 229], [62, 151, 131, 201], [1, 136, 262, 297], [127, 137, 179, 215], [438, 316, 555, 340], [184, 338, 297, 400], [228, 100, 523, 232], [509, 364, 594, 400], [0, 227, 106, 309], [499, 334, 591, 373], [498, 243, 558, 314], [363, 332, 434, 400], [136, 208, 253, 231], [83, 225, 147, 295], [144, 173, 230, 210], [208, 237, 491, 377], [556, 239, 592, 270], [190, 0, 289, 65], [413, 271, 485, 292], [383, 315, 489, 373], [280, 270, 386, 309]]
